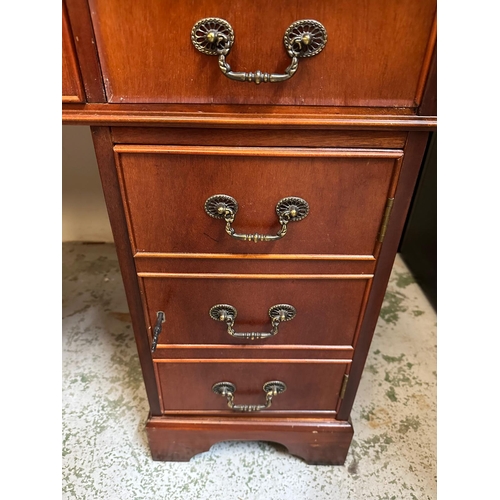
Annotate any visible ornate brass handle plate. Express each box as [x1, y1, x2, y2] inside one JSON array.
[[209, 303, 296, 340], [204, 194, 309, 242], [212, 381, 287, 412], [191, 18, 327, 84]]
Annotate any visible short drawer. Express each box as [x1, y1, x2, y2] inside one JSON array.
[[89, 0, 436, 108], [141, 274, 371, 348], [115, 145, 403, 257], [155, 360, 349, 414]]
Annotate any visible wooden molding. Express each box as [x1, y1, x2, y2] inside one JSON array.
[[153, 358, 352, 364], [137, 272, 374, 280], [114, 144, 404, 158], [63, 103, 437, 129]]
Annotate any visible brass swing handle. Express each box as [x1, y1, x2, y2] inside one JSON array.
[[150, 311, 165, 352], [212, 381, 287, 412], [204, 195, 309, 243], [191, 18, 327, 85], [209, 304, 297, 340]]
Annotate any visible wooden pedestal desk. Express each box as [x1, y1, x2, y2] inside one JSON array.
[[62, 0, 436, 465]]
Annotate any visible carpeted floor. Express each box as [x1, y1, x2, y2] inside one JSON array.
[[62, 242, 436, 500]]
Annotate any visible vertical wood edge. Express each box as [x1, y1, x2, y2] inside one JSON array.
[[65, 0, 107, 102], [90, 126, 161, 414], [414, 13, 437, 108], [62, 1, 86, 103], [113, 151, 139, 252], [336, 131, 430, 421], [417, 44, 437, 116], [417, 5, 437, 116]]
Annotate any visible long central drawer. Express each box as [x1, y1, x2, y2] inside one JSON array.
[[88, 0, 436, 107]]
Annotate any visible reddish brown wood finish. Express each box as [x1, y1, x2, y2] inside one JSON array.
[[140, 275, 370, 347], [155, 361, 348, 412], [337, 131, 430, 420], [134, 255, 375, 275], [65, 0, 106, 102], [111, 127, 407, 149], [115, 146, 402, 256], [63, 0, 436, 466], [62, 103, 437, 128], [90, 127, 161, 415], [418, 45, 437, 116], [152, 346, 353, 361], [62, 2, 85, 103], [146, 416, 354, 465], [85, 126, 432, 462], [414, 15, 437, 107], [88, 0, 436, 107]]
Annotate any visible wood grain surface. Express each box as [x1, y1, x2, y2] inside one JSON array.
[[65, 0, 106, 102], [62, 103, 437, 127], [140, 275, 371, 347], [337, 131, 430, 420], [90, 127, 162, 415], [111, 127, 408, 149], [155, 361, 348, 412], [88, 0, 436, 107], [114, 146, 403, 256], [146, 416, 354, 464], [62, 2, 85, 103]]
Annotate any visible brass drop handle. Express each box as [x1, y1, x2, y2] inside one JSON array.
[[209, 304, 297, 339], [191, 18, 327, 84], [204, 194, 309, 242], [212, 381, 287, 412], [150, 311, 165, 352]]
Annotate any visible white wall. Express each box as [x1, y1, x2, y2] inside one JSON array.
[[62, 126, 113, 242]]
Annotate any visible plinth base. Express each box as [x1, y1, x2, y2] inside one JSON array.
[[146, 415, 354, 465]]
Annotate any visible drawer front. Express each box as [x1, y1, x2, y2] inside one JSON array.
[[116, 146, 403, 256], [142, 275, 371, 347], [89, 0, 436, 107], [155, 360, 348, 413]]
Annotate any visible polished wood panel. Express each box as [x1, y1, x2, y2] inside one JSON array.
[[62, 2, 85, 103], [414, 15, 437, 107], [63, 0, 436, 466], [154, 358, 350, 364], [418, 45, 437, 117], [116, 145, 402, 157], [65, 0, 106, 102], [115, 146, 402, 255], [146, 416, 354, 465], [138, 273, 372, 279], [338, 131, 430, 420], [62, 103, 437, 128], [152, 346, 353, 360], [140, 275, 371, 346], [90, 127, 161, 415], [399, 133, 437, 308], [134, 255, 375, 275], [156, 361, 348, 412], [111, 127, 407, 149], [136, 252, 375, 260], [88, 0, 436, 107]]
